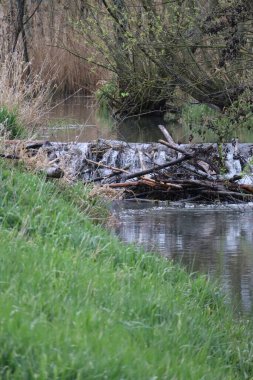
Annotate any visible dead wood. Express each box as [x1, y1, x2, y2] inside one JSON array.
[[84, 158, 129, 174], [1, 137, 253, 203], [158, 125, 178, 147], [239, 184, 253, 194], [108, 180, 182, 190], [159, 139, 194, 157], [123, 154, 193, 181], [200, 189, 253, 199]]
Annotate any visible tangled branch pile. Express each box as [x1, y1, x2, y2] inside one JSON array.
[[2, 127, 253, 203]]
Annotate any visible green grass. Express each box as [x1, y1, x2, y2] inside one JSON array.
[[0, 106, 24, 138], [0, 161, 253, 379]]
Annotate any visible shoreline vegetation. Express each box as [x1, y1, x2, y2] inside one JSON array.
[[0, 160, 253, 379]]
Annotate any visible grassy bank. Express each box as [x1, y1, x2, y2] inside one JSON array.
[[0, 160, 253, 379]]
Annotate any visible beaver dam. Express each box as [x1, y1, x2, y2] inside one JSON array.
[[2, 126, 253, 204]]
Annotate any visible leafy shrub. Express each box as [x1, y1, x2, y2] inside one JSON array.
[[95, 80, 119, 112]]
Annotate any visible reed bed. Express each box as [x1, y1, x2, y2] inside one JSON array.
[[0, 1, 106, 97], [0, 53, 53, 137]]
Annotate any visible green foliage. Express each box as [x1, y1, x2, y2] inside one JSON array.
[[181, 94, 253, 143], [95, 80, 119, 112], [72, 2, 176, 116], [182, 103, 218, 127], [95, 80, 132, 114], [240, 157, 253, 176], [72, 1, 253, 118], [180, 103, 218, 141], [207, 91, 253, 142], [0, 106, 24, 138], [64, 0, 253, 141], [0, 160, 253, 379]]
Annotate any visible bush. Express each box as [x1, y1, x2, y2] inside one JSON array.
[[95, 80, 119, 112]]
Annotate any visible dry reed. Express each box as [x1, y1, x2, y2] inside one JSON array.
[[0, 1, 106, 97], [26, 0, 106, 95], [31, 45, 104, 96], [0, 52, 53, 135]]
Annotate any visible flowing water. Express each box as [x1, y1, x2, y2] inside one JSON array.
[[42, 96, 253, 314], [111, 201, 253, 315]]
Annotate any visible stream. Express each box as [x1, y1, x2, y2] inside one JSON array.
[[111, 201, 253, 315], [42, 96, 253, 315]]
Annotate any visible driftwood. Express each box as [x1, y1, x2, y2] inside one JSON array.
[[1, 131, 253, 203]]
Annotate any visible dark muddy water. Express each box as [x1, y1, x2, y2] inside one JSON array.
[[43, 97, 253, 314]]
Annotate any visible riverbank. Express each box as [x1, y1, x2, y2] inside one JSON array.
[[1, 160, 253, 379]]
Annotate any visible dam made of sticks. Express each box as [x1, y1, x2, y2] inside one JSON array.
[[2, 126, 253, 204]]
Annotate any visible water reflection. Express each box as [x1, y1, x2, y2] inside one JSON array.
[[111, 202, 253, 314], [116, 116, 170, 142], [42, 96, 253, 143], [40, 97, 117, 142], [42, 97, 190, 143]]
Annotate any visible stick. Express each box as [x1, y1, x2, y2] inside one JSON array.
[[123, 155, 192, 181], [85, 158, 129, 174], [239, 184, 253, 194], [108, 180, 182, 189], [182, 163, 214, 180], [108, 181, 142, 188], [159, 139, 194, 157], [163, 179, 224, 190], [158, 125, 177, 146]]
